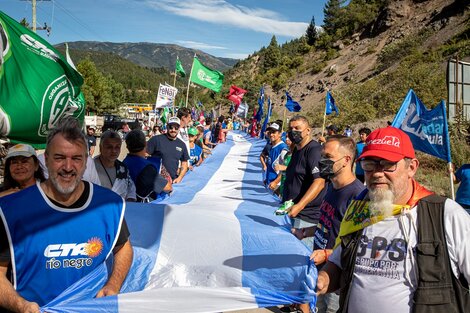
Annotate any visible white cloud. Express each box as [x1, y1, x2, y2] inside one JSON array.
[[222, 52, 248, 59], [176, 40, 228, 50], [144, 0, 308, 37]]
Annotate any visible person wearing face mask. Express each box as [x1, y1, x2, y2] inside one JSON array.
[[317, 127, 470, 313], [292, 135, 365, 313], [282, 115, 327, 249]]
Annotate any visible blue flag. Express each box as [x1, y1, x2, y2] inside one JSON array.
[[260, 97, 272, 139], [254, 87, 265, 122], [325, 91, 339, 115], [391, 89, 451, 162], [285, 92, 301, 112], [258, 87, 265, 107]]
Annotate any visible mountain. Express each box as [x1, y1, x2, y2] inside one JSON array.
[[63, 41, 238, 72]]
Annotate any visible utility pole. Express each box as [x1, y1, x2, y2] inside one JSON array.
[[20, 0, 51, 34]]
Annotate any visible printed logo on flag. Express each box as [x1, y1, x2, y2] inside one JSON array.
[[0, 26, 9, 62], [197, 69, 216, 85], [39, 75, 83, 136], [44, 237, 104, 270], [20, 34, 59, 62]]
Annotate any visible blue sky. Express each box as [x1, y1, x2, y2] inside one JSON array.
[[3, 0, 327, 59]]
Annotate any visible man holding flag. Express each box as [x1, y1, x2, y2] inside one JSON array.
[[317, 126, 470, 313], [0, 117, 133, 312]]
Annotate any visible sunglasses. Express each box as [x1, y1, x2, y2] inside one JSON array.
[[360, 159, 398, 173], [168, 124, 180, 130]]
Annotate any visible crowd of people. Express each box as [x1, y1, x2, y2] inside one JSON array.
[[258, 115, 470, 313], [0, 109, 468, 313]]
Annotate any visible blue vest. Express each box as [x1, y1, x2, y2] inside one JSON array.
[[266, 141, 288, 184], [123, 154, 158, 182], [0, 183, 124, 306]]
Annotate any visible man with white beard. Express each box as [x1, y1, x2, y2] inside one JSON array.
[[316, 126, 470, 313]]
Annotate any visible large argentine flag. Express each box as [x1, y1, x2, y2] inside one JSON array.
[[42, 132, 317, 313]]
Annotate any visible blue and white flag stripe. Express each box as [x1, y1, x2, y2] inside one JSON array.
[[42, 132, 316, 313]]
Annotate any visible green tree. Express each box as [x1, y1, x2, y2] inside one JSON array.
[[306, 16, 318, 46], [323, 0, 345, 35], [77, 58, 114, 114], [262, 35, 281, 70]]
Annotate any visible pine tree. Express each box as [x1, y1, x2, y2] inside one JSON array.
[[306, 16, 318, 46], [323, 0, 345, 35], [263, 35, 281, 70]]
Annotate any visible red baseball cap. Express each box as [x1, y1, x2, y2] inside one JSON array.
[[357, 126, 415, 162]]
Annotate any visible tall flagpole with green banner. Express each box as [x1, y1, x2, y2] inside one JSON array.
[[185, 54, 196, 109], [186, 56, 224, 107], [174, 56, 186, 113], [0, 11, 85, 148]]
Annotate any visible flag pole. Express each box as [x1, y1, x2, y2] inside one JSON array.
[[185, 54, 196, 109], [448, 162, 455, 200], [321, 89, 329, 137]]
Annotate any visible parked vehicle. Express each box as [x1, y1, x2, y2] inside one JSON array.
[[84, 115, 105, 136], [102, 114, 140, 138]]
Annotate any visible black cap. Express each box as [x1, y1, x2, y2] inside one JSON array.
[[327, 124, 338, 132], [126, 129, 146, 153]]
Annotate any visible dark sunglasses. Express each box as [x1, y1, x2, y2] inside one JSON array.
[[168, 124, 180, 130]]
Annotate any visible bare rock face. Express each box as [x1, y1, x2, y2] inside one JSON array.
[[367, 0, 412, 36]]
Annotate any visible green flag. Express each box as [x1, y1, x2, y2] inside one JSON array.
[[160, 107, 169, 124], [175, 58, 186, 77], [190, 57, 224, 93], [0, 11, 85, 148]]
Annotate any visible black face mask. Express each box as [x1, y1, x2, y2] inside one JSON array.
[[287, 130, 303, 145], [319, 157, 345, 180]]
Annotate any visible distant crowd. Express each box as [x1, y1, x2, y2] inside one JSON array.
[[0, 109, 469, 313]]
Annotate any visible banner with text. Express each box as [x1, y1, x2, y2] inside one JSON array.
[[155, 84, 178, 108], [391, 89, 451, 162]]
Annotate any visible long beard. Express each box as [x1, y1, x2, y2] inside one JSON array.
[[369, 187, 395, 218]]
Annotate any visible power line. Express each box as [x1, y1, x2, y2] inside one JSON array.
[[52, 0, 107, 41]]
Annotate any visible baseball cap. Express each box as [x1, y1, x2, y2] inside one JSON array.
[[167, 116, 180, 126], [327, 124, 338, 132], [188, 127, 198, 136], [357, 126, 415, 162], [267, 122, 281, 132], [6, 144, 37, 160]]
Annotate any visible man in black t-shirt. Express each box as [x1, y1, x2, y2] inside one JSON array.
[[0, 117, 132, 312], [146, 116, 190, 184], [292, 135, 366, 313], [283, 115, 327, 248], [85, 126, 97, 156]]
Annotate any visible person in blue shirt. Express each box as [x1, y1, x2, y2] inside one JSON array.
[[188, 126, 203, 169], [354, 127, 371, 183], [454, 163, 470, 213], [265, 122, 289, 192]]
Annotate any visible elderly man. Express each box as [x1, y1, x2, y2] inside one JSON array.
[[317, 127, 470, 313], [94, 130, 136, 201], [0, 117, 133, 312], [146, 116, 189, 184]]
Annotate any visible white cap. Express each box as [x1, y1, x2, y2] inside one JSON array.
[[267, 122, 281, 132], [6, 144, 36, 160], [167, 116, 181, 126]]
